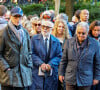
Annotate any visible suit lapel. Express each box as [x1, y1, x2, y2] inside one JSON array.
[[7, 28, 21, 52], [71, 37, 79, 60]]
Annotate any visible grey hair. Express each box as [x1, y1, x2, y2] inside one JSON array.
[[56, 13, 68, 22], [76, 22, 89, 33]]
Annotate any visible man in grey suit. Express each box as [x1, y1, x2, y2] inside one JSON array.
[[58, 22, 100, 90], [0, 6, 32, 90]]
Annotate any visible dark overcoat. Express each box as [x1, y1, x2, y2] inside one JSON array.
[[0, 25, 33, 87], [30, 34, 62, 90]]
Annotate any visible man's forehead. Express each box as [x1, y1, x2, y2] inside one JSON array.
[[81, 10, 89, 14]]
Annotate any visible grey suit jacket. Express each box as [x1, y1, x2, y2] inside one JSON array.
[[58, 35, 100, 86]]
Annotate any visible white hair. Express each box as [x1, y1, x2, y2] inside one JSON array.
[[76, 22, 89, 33], [41, 20, 54, 28]]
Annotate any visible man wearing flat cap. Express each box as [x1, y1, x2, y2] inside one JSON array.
[[30, 20, 62, 90], [0, 6, 33, 90]]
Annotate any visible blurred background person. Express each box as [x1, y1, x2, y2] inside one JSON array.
[[52, 19, 70, 90], [40, 10, 51, 21], [89, 21, 100, 90], [69, 10, 81, 26], [52, 19, 70, 46], [23, 20, 34, 38], [89, 20, 100, 42], [0, 5, 7, 30], [31, 17, 41, 36], [56, 13, 73, 38], [72, 9, 89, 36]]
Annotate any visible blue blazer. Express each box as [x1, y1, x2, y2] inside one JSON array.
[[30, 34, 62, 90], [59, 36, 100, 86]]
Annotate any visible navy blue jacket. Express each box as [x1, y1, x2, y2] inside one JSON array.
[[30, 34, 62, 90]]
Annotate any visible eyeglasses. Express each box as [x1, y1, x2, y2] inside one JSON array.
[[43, 15, 51, 19], [93, 29, 100, 32], [13, 15, 22, 17], [42, 25, 52, 29], [34, 23, 41, 27], [77, 32, 86, 35]]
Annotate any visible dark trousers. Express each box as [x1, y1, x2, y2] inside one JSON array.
[[91, 82, 100, 90], [1, 86, 29, 90], [66, 83, 91, 90]]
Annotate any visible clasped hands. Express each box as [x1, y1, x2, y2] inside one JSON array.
[[41, 63, 51, 72]]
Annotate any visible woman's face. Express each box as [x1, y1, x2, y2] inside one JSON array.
[[34, 21, 41, 34], [92, 26, 100, 38], [57, 22, 65, 35]]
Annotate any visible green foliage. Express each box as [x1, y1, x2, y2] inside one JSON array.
[[74, 2, 100, 22], [3, 1, 100, 22], [20, 4, 45, 16]]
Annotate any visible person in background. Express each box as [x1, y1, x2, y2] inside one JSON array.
[[69, 10, 81, 26], [0, 6, 33, 90], [40, 10, 51, 21], [0, 5, 7, 30], [74, 10, 81, 22], [23, 20, 34, 38], [30, 20, 62, 90], [31, 17, 41, 36], [59, 22, 100, 90], [52, 19, 70, 90], [88, 20, 100, 90], [56, 13, 73, 37], [72, 9, 89, 36], [52, 19, 70, 46], [0, 4, 8, 90], [4, 10, 10, 21], [89, 20, 100, 42]]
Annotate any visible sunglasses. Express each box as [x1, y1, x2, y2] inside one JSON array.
[[34, 23, 41, 26], [43, 15, 51, 19], [13, 15, 22, 17], [42, 25, 52, 29]]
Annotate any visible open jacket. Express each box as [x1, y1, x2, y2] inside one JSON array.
[[0, 24, 33, 87], [59, 35, 100, 86], [31, 34, 62, 90]]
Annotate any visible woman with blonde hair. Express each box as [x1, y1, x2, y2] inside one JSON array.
[[52, 19, 70, 46], [52, 19, 70, 90]]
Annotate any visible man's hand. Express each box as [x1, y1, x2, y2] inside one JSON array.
[[41, 63, 46, 71], [46, 64, 51, 71], [93, 80, 99, 85], [59, 76, 64, 83]]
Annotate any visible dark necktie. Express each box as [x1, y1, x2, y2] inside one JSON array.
[[45, 38, 48, 55]]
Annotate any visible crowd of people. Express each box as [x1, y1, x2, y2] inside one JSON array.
[[0, 4, 100, 90]]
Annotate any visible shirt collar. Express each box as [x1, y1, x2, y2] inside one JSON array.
[[43, 35, 50, 41]]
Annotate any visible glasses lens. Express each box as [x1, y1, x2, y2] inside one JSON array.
[[14, 15, 21, 17]]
